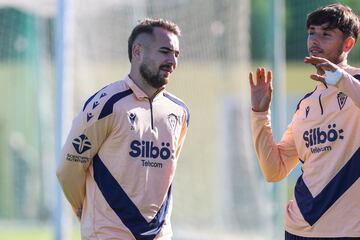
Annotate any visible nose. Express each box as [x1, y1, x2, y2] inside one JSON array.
[[308, 33, 320, 46], [168, 53, 178, 68], [167, 54, 177, 69]]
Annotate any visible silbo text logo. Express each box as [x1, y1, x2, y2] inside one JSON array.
[[129, 140, 172, 160], [303, 124, 344, 148]]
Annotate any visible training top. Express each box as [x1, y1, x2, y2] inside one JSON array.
[[56, 76, 189, 240], [251, 68, 360, 238]]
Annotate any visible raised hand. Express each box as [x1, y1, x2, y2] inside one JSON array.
[[249, 67, 273, 112], [304, 56, 343, 84]]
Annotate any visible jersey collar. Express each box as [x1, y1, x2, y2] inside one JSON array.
[[124, 75, 165, 101]]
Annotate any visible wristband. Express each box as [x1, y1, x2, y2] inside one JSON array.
[[324, 69, 343, 85]]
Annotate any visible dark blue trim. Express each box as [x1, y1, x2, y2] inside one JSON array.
[[295, 147, 360, 226], [149, 99, 154, 130], [295, 87, 317, 112], [163, 93, 190, 127], [353, 74, 360, 81], [318, 94, 323, 115], [98, 89, 133, 120], [82, 86, 108, 111], [83, 90, 100, 111], [93, 154, 171, 240]]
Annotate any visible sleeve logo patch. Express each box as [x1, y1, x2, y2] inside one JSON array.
[[72, 134, 92, 154]]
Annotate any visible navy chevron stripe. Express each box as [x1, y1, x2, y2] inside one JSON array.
[[295, 147, 360, 226], [93, 154, 171, 240], [353, 74, 360, 81], [98, 89, 133, 120], [83, 86, 108, 111], [83, 90, 100, 111]]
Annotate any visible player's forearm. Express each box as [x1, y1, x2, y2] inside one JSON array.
[[337, 71, 360, 108], [251, 111, 293, 182], [56, 159, 86, 211]]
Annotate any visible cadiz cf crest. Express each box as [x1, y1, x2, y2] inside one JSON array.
[[168, 113, 178, 134], [337, 92, 347, 110]]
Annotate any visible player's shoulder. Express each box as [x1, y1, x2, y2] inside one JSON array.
[[346, 66, 360, 81], [163, 91, 189, 112], [162, 90, 190, 125], [82, 80, 130, 110], [81, 79, 133, 122]]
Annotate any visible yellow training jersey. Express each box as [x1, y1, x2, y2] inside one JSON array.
[[251, 68, 360, 238], [57, 76, 189, 240]]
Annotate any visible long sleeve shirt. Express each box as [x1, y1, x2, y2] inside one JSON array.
[[57, 76, 189, 240], [251, 68, 360, 238]]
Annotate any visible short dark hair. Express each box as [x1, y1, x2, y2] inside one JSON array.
[[306, 3, 360, 41], [127, 18, 181, 62]]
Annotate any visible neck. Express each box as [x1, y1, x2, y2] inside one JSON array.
[[128, 73, 159, 98], [337, 59, 349, 69], [335, 51, 350, 69]]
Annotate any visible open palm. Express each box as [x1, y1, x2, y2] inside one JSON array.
[[249, 67, 273, 112]]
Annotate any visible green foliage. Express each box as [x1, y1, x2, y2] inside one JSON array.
[[252, 0, 360, 61], [250, 0, 270, 60]]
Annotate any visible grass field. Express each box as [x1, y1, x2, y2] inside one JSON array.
[[0, 223, 80, 240], [0, 227, 52, 240]]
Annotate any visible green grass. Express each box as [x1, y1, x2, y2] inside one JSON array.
[[0, 228, 51, 240], [0, 226, 80, 240]]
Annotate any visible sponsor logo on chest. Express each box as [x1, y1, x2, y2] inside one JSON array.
[[129, 140, 174, 168], [303, 123, 344, 154]]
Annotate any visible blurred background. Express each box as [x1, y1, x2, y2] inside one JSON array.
[[1, 0, 360, 239]]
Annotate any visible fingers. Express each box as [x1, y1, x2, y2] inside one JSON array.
[[267, 70, 273, 86], [258, 68, 266, 84], [249, 72, 254, 87], [249, 67, 271, 85], [310, 74, 326, 84], [304, 56, 337, 71], [304, 56, 326, 65], [315, 62, 337, 71]]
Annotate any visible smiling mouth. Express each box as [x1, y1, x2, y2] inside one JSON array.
[[309, 47, 323, 55], [160, 65, 173, 74]]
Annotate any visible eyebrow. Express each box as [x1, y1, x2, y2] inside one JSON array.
[[160, 47, 180, 54], [323, 26, 336, 31], [308, 25, 336, 31]]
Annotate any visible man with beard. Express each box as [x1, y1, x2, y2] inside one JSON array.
[[57, 18, 189, 240], [249, 3, 360, 239]]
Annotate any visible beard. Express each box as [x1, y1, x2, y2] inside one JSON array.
[[139, 62, 168, 89]]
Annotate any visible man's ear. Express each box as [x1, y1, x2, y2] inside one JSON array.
[[132, 43, 142, 61], [343, 36, 355, 53]]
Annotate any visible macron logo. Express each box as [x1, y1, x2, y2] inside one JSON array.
[[72, 134, 92, 154]]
